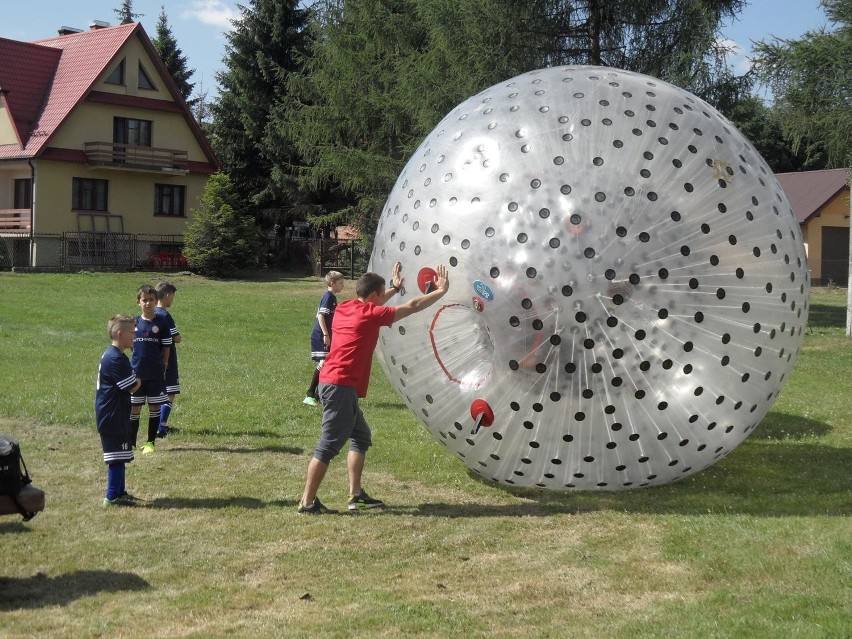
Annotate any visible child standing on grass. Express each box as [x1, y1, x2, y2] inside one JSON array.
[[96, 314, 142, 507], [131, 285, 172, 455], [155, 281, 181, 437], [303, 271, 345, 406]]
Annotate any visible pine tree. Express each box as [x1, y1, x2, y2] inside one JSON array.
[[210, 0, 311, 219], [152, 6, 196, 104], [114, 0, 143, 25]]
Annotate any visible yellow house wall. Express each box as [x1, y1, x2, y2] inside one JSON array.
[[94, 37, 175, 104], [0, 103, 20, 145], [50, 102, 209, 163], [800, 188, 850, 283], [32, 158, 207, 236]]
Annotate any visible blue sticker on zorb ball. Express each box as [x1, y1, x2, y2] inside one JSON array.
[[473, 280, 493, 301]]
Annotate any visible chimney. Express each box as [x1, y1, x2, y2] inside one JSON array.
[[89, 20, 110, 30], [57, 26, 83, 36]]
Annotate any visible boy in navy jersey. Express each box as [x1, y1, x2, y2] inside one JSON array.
[[155, 281, 181, 437], [96, 314, 142, 507], [131, 285, 172, 455], [303, 271, 345, 406]]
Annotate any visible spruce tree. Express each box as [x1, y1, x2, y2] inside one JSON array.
[[210, 0, 311, 220], [114, 0, 143, 24], [152, 6, 196, 104]]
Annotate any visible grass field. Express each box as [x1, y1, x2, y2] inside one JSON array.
[[0, 272, 849, 639]]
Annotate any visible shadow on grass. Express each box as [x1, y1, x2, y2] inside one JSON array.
[[0, 521, 34, 534], [148, 497, 300, 510], [751, 413, 832, 440], [406, 436, 852, 519], [166, 445, 303, 455], [808, 302, 846, 329], [0, 570, 149, 610], [188, 428, 285, 439]]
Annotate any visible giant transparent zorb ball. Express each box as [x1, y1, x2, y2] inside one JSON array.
[[370, 66, 809, 490]]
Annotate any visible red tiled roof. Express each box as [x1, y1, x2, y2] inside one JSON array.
[[0, 38, 61, 147], [0, 23, 218, 169], [0, 24, 136, 160], [776, 168, 850, 224]]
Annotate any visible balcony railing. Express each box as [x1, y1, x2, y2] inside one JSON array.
[[84, 142, 189, 174], [0, 209, 31, 231]]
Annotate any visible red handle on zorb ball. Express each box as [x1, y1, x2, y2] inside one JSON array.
[[470, 399, 494, 434], [417, 267, 438, 294]]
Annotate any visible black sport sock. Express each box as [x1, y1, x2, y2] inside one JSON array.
[[306, 367, 321, 398], [146, 407, 161, 443]]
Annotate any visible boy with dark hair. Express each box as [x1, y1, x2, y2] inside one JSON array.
[[131, 285, 172, 455], [299, 262, 450, 514], [155, 281, 181, 437], [303, 270, 345, 406], [96, 314, 142, 506]]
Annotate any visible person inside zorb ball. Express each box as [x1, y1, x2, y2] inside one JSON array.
[[368, 66, 810, 490]]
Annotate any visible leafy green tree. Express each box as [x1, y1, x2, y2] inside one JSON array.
[[114, 0, 143, 24], [726, 95, 826, 173], [152, 6, 195, 104], [183, 173, 261, 277], [286, 0, 750, 241], [210, 0, 311, 217], [751, 0, 852, 168]]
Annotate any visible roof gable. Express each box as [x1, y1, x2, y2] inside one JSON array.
[[0, 37, 61, 147], [776, 168, 850, 224], [0, 23, 217, 167]]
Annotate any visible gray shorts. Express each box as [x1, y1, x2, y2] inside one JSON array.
[[314, 383, 372, 464]]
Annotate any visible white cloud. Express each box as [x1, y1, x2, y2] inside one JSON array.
[[182, 0, 240, 28]]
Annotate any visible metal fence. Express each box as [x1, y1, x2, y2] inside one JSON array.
[[0, 232, 187, 271]]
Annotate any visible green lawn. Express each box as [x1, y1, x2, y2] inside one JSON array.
[[0, 272, 849, 638]]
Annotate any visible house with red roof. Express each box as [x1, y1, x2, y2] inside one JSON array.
[[776, 168, 850, 286], [0, 21, 218, 268]]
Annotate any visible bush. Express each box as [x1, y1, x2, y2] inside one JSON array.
[[183, 173, 261, 277]]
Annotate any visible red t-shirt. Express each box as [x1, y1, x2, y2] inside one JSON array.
[[318, 299, 396, 397]]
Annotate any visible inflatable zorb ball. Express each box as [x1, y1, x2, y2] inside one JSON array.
[[370, 66, 809, 490]]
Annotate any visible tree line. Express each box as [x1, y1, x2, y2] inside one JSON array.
[[138, 0, 850, 275]]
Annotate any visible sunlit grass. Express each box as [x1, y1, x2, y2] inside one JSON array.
[[0, 273, 849, 639]]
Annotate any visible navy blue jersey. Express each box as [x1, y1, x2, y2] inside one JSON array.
[[310, 291, 338, 360], [132, 313, 172, 380], [155, 306, 180, 376], [96, 345, 137, 434]]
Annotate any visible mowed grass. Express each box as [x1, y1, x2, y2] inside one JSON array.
[[0, 272, 849, 639]]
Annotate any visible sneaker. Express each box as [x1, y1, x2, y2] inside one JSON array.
[[303, 396, 319, 407], [156, 427, 168, 439], [103, 494, 137, 508], [348, 491, 384, 511], [297, 497, 338, 514], [141, 441, 155, 455]]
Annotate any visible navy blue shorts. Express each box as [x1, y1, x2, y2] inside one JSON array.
[[313, 383, 372, 464], [131, 379, 167, 406], [99, 425, 134, 464]]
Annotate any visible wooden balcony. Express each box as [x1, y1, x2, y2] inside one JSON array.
[[84, 142, 189, 174], [0, 209, 31, 231]]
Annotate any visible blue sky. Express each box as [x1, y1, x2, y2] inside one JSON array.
[[0, 0, 831, 100]]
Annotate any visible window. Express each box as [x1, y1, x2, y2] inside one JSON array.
[[113, 117, 152, 147], [72, 178, 108, 211], [105, 58, 126, 85], [138, 63, 156, 90], [154, 184, 186, 217], [13, 179, 31, 209]]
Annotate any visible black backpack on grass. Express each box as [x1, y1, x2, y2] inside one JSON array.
[[0, 434, 37, 520]]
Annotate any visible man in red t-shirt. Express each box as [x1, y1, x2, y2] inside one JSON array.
[[299, 262, 450, 514]]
